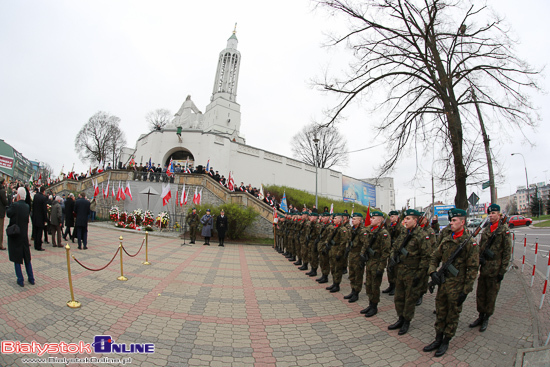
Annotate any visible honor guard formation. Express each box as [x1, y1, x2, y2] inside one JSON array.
[[273, 204, 511, 357]]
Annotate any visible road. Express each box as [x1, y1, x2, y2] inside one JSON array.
[[509, 225, 550, 278]]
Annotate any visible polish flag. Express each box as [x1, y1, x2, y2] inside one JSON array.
[[192, 187, 198, 205], [125, 182, 133, 201], [330, 203, 334, 214], [167, 158, 174, 177], [112, 185, 116, 198], [93, 179, 100, 197], [228, 172, 235, 191], [184, 188, 189, 205], [119, 183, 126, 201], [104, 180, 110, 198], [161, 183, 172, 206], [365, 204, 371, 226], [180, 184, 186, 206], [198, 188, 203, 205], [97, 160, 104, 173], [101, 182, 105, 199]]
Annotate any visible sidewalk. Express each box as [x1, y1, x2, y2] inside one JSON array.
[[0, 224, 543, 366]]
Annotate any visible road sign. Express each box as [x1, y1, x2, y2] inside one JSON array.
[[468, 192, 479, 206], [482, 180, 491, 190]]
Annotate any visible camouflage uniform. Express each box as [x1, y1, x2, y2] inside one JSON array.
[[302, 220, 313, 265], [295, 218, 305, 262], [362, 225, 391, 304], [429, 231, 479, 338], [186, 212, 200, 243], [307, 219, 321, 272], [347, 223, 365, 293], [476, 222, 511, 316], [418, 224, 437, 297], [329, 224, 352, 285], [392, 227, 432, 322], [318, 222, 333, 279], [386, 222, 402, 290]]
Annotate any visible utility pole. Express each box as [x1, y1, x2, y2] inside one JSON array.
[[471, 88, 497, 203]]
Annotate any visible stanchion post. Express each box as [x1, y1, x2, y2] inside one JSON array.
[[118, 236, 128, 281], [522, 235, 527, 273], [143, 231, 151, 265], [539, 251, 550, 309], [531, 238, 538, 287], [65, 244, 81, 308], [273, 225, 276, 249]]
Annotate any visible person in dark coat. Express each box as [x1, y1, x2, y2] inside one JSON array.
[[200, 209, 214, 246], [31, 186, 48, 251], [74, 192, 91, 250], [50, 196, 63, 247], [7, 187, 35, 287], [0, 177, 8, 250], [63, 194, 75, 242], [216, 210, 228, 247]]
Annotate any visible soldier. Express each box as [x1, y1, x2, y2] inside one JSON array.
[[316, 213, 332, 284], [186, 208, 200, 244], [344, 213, 365, 303], [298, 211, 311, 271], [383, 210, 401, 296], [275, 213, 285, 253], [388, 209, 431, 335], [285, 214, 297, 261], [326, 213, 352, 293], [360, 211, 391, 316], [304, 213, 320, 276], [469, 204, 511, 332], [293, 212, 306, 266], [417, 213, 436, 306], [431, 215, 440, 234], [341, 214, 352, 275], [424, 208, 479, 357]]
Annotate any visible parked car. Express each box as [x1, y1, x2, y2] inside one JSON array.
[[507, 215, 533, 228], [467, 218, 483, 228]]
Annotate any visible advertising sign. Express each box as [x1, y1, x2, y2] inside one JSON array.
[[0, 155, 13, 169], [342, 176, 376, 207]]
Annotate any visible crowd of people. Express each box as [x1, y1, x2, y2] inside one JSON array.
[[274, 205, 511, 357]]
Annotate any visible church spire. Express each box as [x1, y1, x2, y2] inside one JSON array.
[[226, 23, 238, 49], [211, 25, 241, 102]]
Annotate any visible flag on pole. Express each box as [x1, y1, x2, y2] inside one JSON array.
[[93, 179, 100, 197], [38, 173, 42, 185], [192, 187, 198, 205], [280, 191, 288, 213], [258, 184, 265, 200], [112, 185, 116, 198], [125, 182, 132, 201], [97, 160, 104, 173], [365, 204, 371, 226], [180, 184, 186, 206], [198, 188, 203, 205], [87, 166, 92, 177], [330, 203, 333, 214], [166, 158, 174, 177], [59, 165, 64, 176], [206, 159, 210, 173], [228, 172, 234, 191], [161, 183, 172, 206], [184, 188, 189, 205]]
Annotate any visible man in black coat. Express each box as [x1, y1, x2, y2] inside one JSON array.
[[63, 194, 76, 242], [0, 177, 8, 250], [216, 210, 228, 247], [74, 192, 91, 250], [32, 186, 48, 251], [7, 187, 35, 286]]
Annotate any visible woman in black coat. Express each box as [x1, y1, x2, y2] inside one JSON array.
[[7, 187, 35, 287], [216, 210, 228, 247]]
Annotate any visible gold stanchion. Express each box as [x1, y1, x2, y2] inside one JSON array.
[[143, 231, 151, 265], [117, 236, 128, 281], [65, 244, 81, 308]]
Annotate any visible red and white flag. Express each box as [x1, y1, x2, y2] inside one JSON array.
[[125, 182, 133, 201], [184, 188, 189, 205], [97, 160, 104, 173], [330, 203, 334, 214], [180, 184, 186, 206], [93, 179, 100, 197], [167, 158, 174, 177], [112, 185, 116, 198], [198, 188, 203, 205], [104, 180, 110, 198], [228, 172, 235, 191], [101, 182, 105, 199], [192, 187, 198, 205], [161, 183, 172, 206]]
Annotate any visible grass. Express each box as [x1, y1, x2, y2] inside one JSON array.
[[534, 220, 550, 228], [531, 214, 550, 221]]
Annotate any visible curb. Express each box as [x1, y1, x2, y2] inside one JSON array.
[[513, 265, 541, 348], [515, 346, 550, 366]]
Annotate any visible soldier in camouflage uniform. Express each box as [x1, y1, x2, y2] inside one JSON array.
[[341, 214, 352, 275], [469, 204, 511, 332], [325, 213, 352, 293], [383, 210, 402, 296], [360, 211, 391, 317], [305, 213, 321, 277], [388, 209, 431, 335], [298, 212, 313, 271], [316, 213, 332, 284], [416, 214, 436, 306], [293, 212, 306, 266], [186, 208, 200, 244], [285, 214, 297, 261], [424, 208, 479, 357], [344, 213, 365, 303], [275, 214, 285, 253]]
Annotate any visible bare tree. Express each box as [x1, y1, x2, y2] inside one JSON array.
[[37, 162, 53, 181], [315, 0, 541, 209], [146, 108, 172, 131], [291, 123, 348, 169], [74, 111, 127, 165]]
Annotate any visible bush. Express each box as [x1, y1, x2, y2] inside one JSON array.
[[187, 203, 258, 240]]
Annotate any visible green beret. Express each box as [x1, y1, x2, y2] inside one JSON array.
[[341, 213, 350, 218], [405, 209, 421, 217], [332, 213, 340, 217], [309, 213, 318, 217], [352, 213, 363, 218], [370, 211, 384, 217], [487, 204, 500, 213], [389, 210, 399, 216], [449, 208, 467, 218]]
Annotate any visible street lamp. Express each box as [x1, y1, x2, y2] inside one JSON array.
[[511, 153, 530, 214], [313, 134, 320, 209], [414, 186, 425, 210]]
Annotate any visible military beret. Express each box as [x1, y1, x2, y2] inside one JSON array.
[[352, 213, 363, 218], [309, 213, 318, 217], [192, 207, 196, 210], [341, 213, 350, 218], [322, 212, 331, 217], [487, 204, 500, 213], [332, 213, 341, 217], [370, 211, 384, 217], [405, 209, 421, 217], [449, 208, 467, 218], [389, 210, 399, 216]]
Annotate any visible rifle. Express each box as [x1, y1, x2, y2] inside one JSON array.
[[345, 226, 361, 258], [479, 212, 508, 265], [388, 211, 430, 270], [360, 222, 385, 267], [428, 216, 489, 294], [324, 225, 339, 254]]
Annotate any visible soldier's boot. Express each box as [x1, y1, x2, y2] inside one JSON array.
[[360, 302, 373, 315], [364, 302, 378, 317], [342, 267, 348, 275], [326, 283, 336, 291], [423, 332, 443, 352], [298, 263, 308, 271], [389, 286, 396, 296], [284, 252, 292, 258], [344, 291, 354, 300], [382, 283, 395, 294], [388, 316, 404, 330], [469, 313, 485, 328], [398, 320, 410, 335], [317, 275, 329, 284], [348, 291, 359, 303], [480, 315, 490, 332], [289, 256, 296, 262], [329, 283, 340, 293], [306, 268, 317, 277], [416, 295, 423, 306], [434, 336, 451, 357], [293, 259, 302, 266]]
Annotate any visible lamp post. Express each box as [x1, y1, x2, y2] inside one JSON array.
[[414, 186, 425, 211], [511, 153, 530, 214], [313, 135, 320, 209]]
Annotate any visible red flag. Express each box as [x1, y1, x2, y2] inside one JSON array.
[[167, 158, 174, 177], [104, 180, 110, 198], [192, 187, 198, 205], [161, 183, 171, 206], [184, 188, 189, 205], [198, 188, 202, 205], [180, 184, 186, 206], [228, 172, 235, 191], [125, 182, 133, 201], [112, 185, 115, 198], [365, 205, 371, 226], [93, 179, 100, 197]]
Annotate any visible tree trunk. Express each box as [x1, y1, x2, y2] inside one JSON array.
[[447, 113, 469, 209]]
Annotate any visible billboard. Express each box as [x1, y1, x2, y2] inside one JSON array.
[[342, 176, 376, 207]]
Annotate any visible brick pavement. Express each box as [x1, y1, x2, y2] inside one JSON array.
[[0, 224, 539, 366]]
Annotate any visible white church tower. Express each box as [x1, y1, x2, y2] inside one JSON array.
[[202, 24, 244, 143]]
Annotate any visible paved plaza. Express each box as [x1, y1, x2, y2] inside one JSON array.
[[0, 224, 543, 366]]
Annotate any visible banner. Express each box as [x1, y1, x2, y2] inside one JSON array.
[[342, 176, 376, 207]]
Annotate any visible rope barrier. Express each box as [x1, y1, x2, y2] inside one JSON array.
[[121, 238, 145, 258], [72, 247, 120, 272]]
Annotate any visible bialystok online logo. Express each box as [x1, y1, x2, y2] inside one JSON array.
[[1, 336, 155, 357]]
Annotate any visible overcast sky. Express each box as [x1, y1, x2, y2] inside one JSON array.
[[1, 0, 548, 209]]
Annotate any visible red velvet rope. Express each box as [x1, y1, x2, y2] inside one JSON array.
[[72, 247, 120, 271], [121, 238, 145, 258]]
